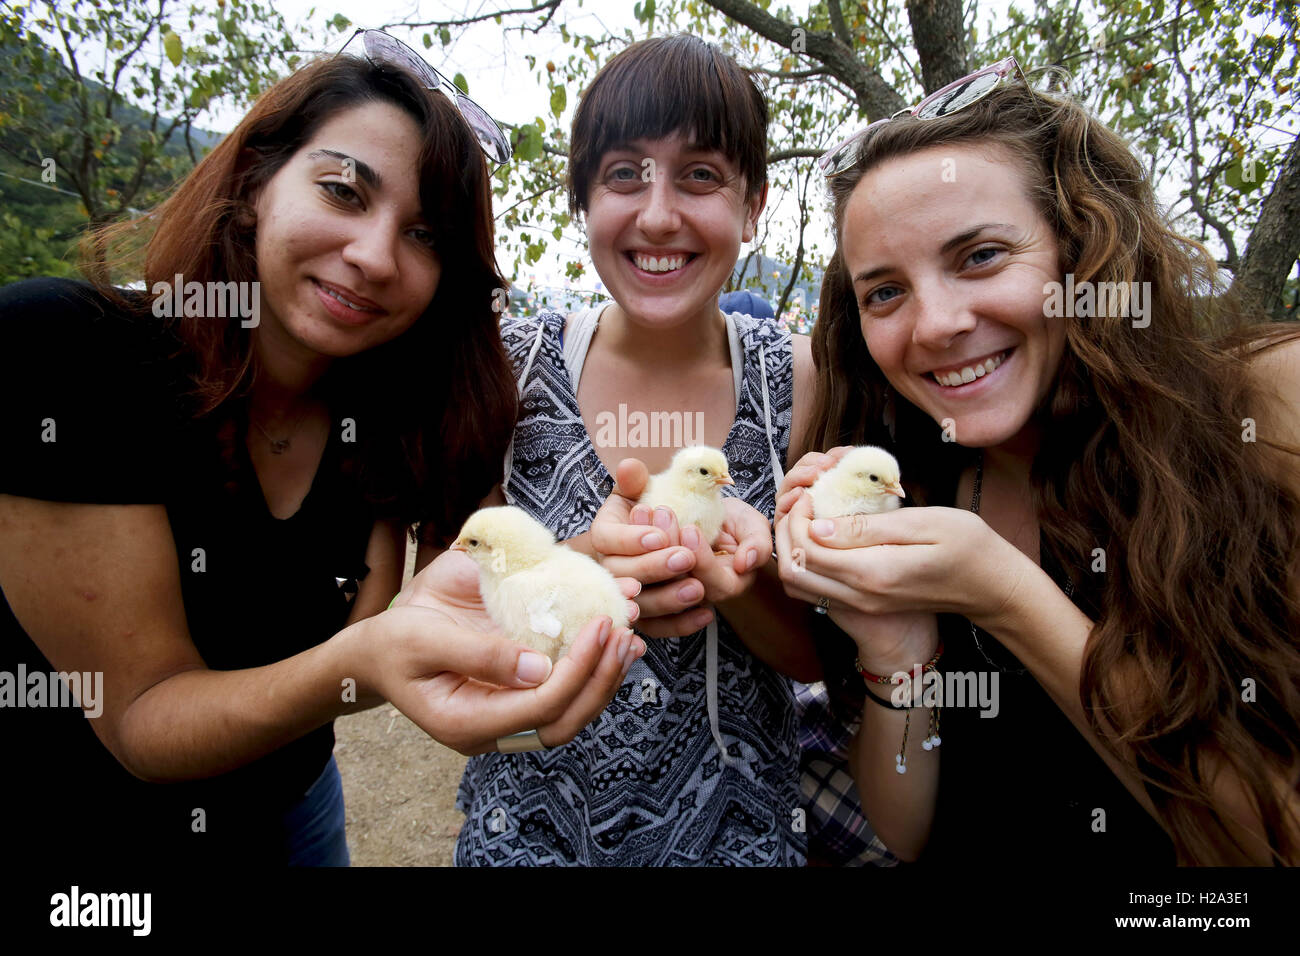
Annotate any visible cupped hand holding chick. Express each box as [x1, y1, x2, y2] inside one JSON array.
[[589, 455, 771, 638], [368, 547, 645, 755], [453, 506, 632, 662]]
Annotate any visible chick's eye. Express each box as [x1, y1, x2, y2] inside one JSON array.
[[699, 467, 709, 475], [869, 474, 879, 482], [468, 538, 478, 547]]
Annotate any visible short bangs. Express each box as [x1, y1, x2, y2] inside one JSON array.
[[567, 33, 768, 215]]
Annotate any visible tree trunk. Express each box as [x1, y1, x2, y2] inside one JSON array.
[[905, 0, 970, 94], [1235, 135, 1300, 321]]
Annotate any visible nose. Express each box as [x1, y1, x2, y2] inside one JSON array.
[[910, 279, 976, 351], [340, 216, 400, 283], [636, 176, 682, 238]]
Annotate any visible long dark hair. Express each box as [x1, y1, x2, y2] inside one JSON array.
[[85, 55, 517, 542], [809, 82, 1300, 864]]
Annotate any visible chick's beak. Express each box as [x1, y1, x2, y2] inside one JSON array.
[[450, 538, 467, 552], [714, 473, 735, 487], [885, 482, 906, 498]]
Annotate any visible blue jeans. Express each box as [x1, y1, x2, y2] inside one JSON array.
[[285, 755, 351, 866]]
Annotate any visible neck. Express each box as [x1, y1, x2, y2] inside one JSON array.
[[982, 420, 1042, 484], [249, 326, 332, 422], [597, 301, 730, 369]]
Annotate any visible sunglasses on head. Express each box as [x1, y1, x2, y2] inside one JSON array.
[[818, 57, 1027, 178], [338, 28, 512, 165]]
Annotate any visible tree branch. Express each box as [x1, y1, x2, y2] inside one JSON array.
[[702, 0, 905, 119], [388, 0, 563, 32], [767, 148, 825, 163]]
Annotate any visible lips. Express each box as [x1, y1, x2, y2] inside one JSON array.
[[312, 278, 386, 326], [313, 278, 384, 313]]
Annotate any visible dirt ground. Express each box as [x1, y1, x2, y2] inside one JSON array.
[[333, 537, 468, 866]]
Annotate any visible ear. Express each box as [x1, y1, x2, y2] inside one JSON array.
[[741, 181, 768, 244]]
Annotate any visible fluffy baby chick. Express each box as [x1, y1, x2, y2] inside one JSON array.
[[639, 445, 735, 545], [453, 506, 629, 662], [808, 446, 905, 518]]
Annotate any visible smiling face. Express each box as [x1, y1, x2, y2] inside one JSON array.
[[250, 99, 441, 363], [840, 142, 1067, 453], [583, 132, 764, 330]]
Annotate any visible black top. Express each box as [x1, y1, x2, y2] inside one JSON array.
[[0, 278, 376, 866]]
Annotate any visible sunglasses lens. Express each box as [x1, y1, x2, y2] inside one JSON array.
[[916, 70, 1000, 119], [456, 95, 512, 163], [363, 31, 437, 87]]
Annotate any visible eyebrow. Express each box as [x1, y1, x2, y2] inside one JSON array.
[[308, 149, 382, 190], [852, 222, 1013, 284]]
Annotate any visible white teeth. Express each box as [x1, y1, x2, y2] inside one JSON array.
[[323, 286, 364, 310], [933, 350, 1007, 387], [634, 254, 686, 273]]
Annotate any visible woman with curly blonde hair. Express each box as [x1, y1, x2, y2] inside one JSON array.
[[776, 60, 1300, 865]]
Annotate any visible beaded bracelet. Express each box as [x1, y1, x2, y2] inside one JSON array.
[[854, 641, 944, 774]]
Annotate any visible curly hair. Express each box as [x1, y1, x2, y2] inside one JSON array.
[[83, 55, 517, 543], [807, 80, 1300, 864]]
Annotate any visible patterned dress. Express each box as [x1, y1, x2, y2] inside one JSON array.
[[455, 309, 806, 866]]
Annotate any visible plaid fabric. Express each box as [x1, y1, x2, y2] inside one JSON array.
[[794, 680, 898, 867]]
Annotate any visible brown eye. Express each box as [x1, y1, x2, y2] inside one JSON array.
[[469, 538, 479, 547]]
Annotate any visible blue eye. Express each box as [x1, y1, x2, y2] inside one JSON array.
[[609, 166, 639, 181], [865, 286, 902, 306], [966, 246, 1001, 267]]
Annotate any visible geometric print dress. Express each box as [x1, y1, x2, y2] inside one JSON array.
[[454, 308, 806, 865]]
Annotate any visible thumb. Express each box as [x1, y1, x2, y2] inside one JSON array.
[[613, 457, 649, 499]]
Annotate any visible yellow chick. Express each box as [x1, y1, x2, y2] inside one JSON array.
[[452, 506, 629, 662], [808, 446, 905, 518], [638, 445, 735, 545]]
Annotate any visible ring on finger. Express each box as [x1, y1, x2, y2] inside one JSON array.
[[815, 595, 830, 615]]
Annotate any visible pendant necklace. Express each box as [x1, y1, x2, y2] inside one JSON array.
[[251, 403, 313, 455]]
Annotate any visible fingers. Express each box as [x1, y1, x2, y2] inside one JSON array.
[[601, 544, 696, 586], [634, 575, 705, 618], [538, 625, 646, 746], [612, 458, 650, 499], [808, 505, 941, 551], [633, 606, 714, 639], [615, 576, 643, 624], [777, 446, 854, 498], [721, 505, 772, 576], [388, 606, 556, 688]]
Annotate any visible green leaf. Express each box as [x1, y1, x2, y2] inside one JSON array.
[[550, 85, 566, 117], [1224, 157, 1267, 194], [422, 33, 432, 49], [515, 123, 543, 161], [439, 27, 451, 46], [453, 72, 468, 94], [163, 30, 183, 67]]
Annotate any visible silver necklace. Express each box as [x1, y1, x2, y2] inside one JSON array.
[[250, 404, 312, 455], [967, 451, 1074, 675]]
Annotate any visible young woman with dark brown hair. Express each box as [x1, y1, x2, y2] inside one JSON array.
[[775, 61, 1300, 865], [0, 36, 641, 867]]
